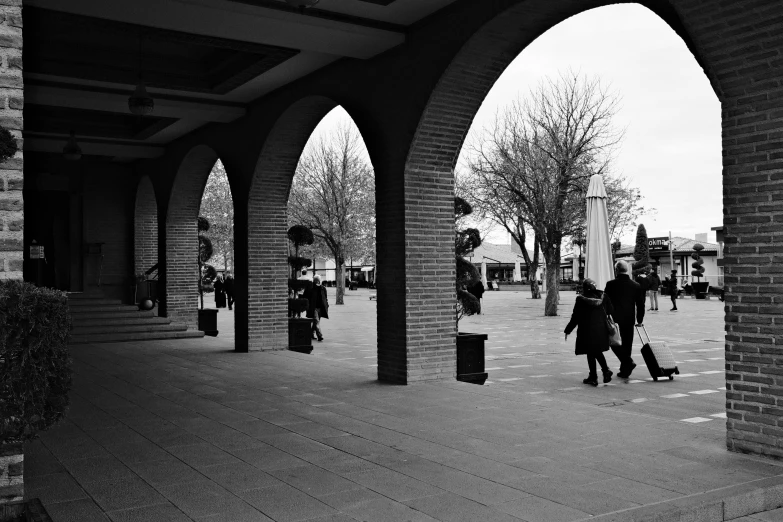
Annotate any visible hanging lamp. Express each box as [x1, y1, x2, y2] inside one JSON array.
[[63, 131, 82, 161], [128, 31, 154, 116]]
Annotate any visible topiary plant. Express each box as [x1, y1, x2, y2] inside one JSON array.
[[287, 225, 314, 318], [691, 243, 705, 281], [198, 216, 216, 309], [455, 197, 482, 325], [0, 280, 72, 445], [632, 224, 651, 277]]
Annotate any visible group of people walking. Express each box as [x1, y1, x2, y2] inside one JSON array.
[[564, 260, 646, 386], [213, 272, 235, 310]]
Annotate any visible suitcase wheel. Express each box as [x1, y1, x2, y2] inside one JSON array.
[[668, 375, 674, 381], [674, 367, 680, 375]]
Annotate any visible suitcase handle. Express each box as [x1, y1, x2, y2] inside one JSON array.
[[635, 324, 651, 345]]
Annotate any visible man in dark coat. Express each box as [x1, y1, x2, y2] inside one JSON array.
[[604, 260, 645, 378], [304, 274, 329, 341], [564, 278, 614, 386], [224, 271, 235, 310]]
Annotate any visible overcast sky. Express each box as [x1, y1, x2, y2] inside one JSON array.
[[309, 3, 723, 248]]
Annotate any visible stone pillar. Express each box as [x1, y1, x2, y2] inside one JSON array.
[[514, 260, 521, 282], [0, 2, 22, 281], [481, 261, 487, 287]]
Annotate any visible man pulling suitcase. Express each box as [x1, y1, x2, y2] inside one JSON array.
[[603, 260, 646, 378]]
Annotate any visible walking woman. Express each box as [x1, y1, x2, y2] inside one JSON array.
[[668, 271, 679, 311], [564, 278, 614, 386]]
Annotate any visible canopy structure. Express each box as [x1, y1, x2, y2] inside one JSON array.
[[584, 174, 615, 291]]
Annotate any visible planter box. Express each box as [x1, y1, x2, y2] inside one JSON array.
[[457, 332, 488, 385], [0, 499, 51, 522], [0, 443, 23, 505], [197, 308, 219, 337], [289, 318, 313, 354], [692, 282, 710, 300]]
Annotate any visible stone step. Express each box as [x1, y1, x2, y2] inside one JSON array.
[[69, 330, 205, 345], [71, 323, 187, 335], [68, 304, 141, 314], [66, 293, 110, 300], [67, 298, 123, 306], [71, 316, 171, 327], [70, 310, 156, 321]]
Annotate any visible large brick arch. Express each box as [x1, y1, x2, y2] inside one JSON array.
[[165, 145, 220, 328], [242, 96, 339, 351], [134, 175, 158, 281]]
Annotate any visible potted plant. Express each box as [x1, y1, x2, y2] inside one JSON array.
[[0, 280, 71, 519], [632, 224, 651, 278], [691, 243, 709, 299], [455, 197, 487, 385], [197, 216, 219, 336], [287, 225, 314, 354]]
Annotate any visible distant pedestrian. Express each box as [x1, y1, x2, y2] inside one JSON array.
[[637, 269, 651, 308], [604, 260, 645, 379], [668, 272, 679, 311], [564, 278, 613, 386], [304, 274, 329, 341], [648, 269, 661, 311], [224, 271, 235, 310], [214, 274, 226, 308]]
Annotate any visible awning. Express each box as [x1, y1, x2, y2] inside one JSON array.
[[360, 266, 374, 272]]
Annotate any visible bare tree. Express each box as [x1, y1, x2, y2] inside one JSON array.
[[288, 123, 375, 305], [465, 72, 623, 316], [200, 160, 234, 272]]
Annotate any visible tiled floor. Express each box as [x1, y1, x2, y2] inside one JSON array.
[[25, 289, 783, 521]]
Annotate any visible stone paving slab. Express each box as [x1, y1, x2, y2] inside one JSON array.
[[24, 289, 783, 521]]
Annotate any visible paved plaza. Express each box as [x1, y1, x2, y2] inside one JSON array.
[[25, 289, 783, 521]]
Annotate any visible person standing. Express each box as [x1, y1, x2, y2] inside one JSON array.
[[564, 278, 614, 386], [214, 274, 226, 308], [668, 271, 679, 311], [224, 271, 235, 311], [467, 280, 485, 313], [603, 260, 645, 378], [648, 269, 661, 311], [304, 274, 329, 341]]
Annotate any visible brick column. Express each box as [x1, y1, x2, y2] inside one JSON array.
[[164, 145, 218, 329], [682, 0, 783, 459], [134, 175, 158, 277], [242, 96, 335, 352], [0, 1, 22, 281]]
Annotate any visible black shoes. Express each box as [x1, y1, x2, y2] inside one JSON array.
[[603, 370, 613, 383], [583, 375, 598, 386], [670, 307, 677, 311], [617, 362, 637, 379], [318, 337, 323, 342]]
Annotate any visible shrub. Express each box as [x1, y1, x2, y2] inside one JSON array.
[[691, 243, 705, 281], [455, 197, 482, 324], [288, 225, 315, 318], [0, 280, 72, 444], [632, 224, 650, 277]]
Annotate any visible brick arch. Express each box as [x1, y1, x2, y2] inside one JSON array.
[[395, 1, 712, 382], [242, 96, 340, 351], [165, 145, 220, 328], [134, 175, 158, 279]]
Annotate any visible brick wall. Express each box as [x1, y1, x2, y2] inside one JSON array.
[[668, 0, 783, 459], [134, 175, 158, 278], [165, 145, 218, 329], [0, 0, 22, 281], [243, 96, 335, 352]]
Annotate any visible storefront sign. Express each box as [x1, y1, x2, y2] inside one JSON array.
[[29, 244, 44, 259], [649, 237, 669, 251]]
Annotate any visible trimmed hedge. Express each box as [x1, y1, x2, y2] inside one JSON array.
[[0, 280, 72, 444]]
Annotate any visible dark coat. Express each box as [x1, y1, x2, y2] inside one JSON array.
[[564, 291, 613, 355], [604, 274, 645, 326], [648, 273, 661, 291], [223, 276, 235, 296], [303, 284, 329, 319]]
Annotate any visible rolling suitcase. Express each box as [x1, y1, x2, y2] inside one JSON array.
[[637, 325, 679, 381]]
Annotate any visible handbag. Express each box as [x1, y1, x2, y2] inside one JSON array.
[[606, 314, 622, 347]]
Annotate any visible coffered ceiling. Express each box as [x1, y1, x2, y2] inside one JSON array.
[[23, 0, 459, 161]]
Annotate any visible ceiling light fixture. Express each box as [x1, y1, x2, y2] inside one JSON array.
[[128, 30, 154, 116], [63, 131, 82, 161], [284, 0, 320, 12]]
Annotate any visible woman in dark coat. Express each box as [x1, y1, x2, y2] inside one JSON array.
[[564, 278, 614, 386], [303, 275, 329, 341], [213, 275, 226, 308]]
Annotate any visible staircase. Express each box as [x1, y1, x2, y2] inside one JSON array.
[[68, 293, 204, 344]]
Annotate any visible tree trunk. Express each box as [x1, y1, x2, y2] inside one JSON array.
[[336, 261, 345, 305], [544, 257, 560, 316], [530, 276, 541, 299], [529, 234, 542, 299]]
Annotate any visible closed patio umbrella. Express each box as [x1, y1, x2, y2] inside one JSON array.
[[584, 174, 615, 290]]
